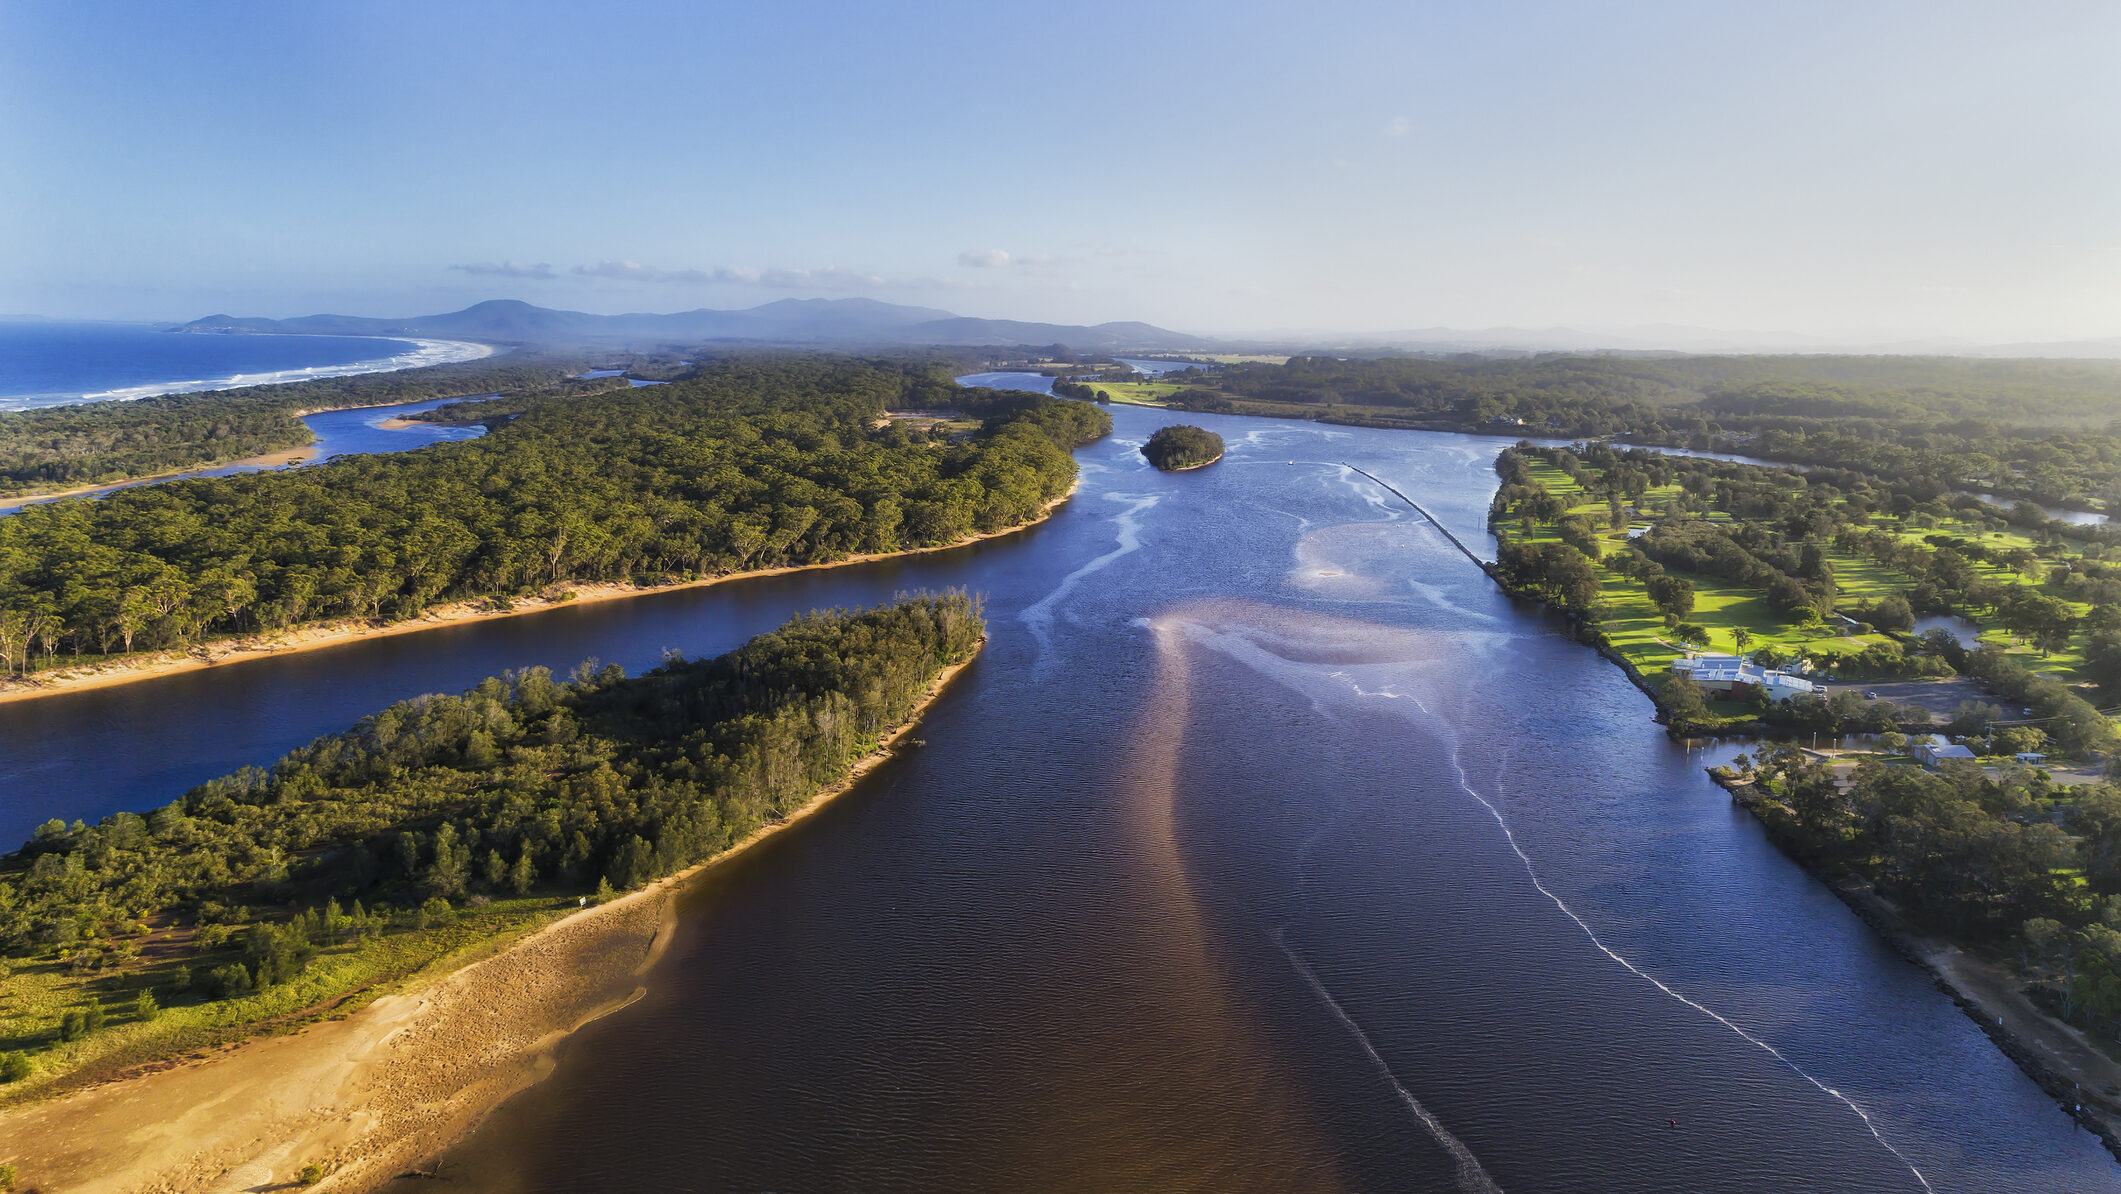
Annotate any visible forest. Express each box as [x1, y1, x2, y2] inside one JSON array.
[[1140, 424, 1223, 470], [0, 358, 1106, 670], [0, 358, 624, 497], [1126, 353, 2121, 511], [1736, 744, 2121, 1042], [0, 596, 983, 1078]]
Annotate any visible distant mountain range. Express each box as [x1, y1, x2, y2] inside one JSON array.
[[178, 298, 1207, 353], [172, 300, 2121, 359]]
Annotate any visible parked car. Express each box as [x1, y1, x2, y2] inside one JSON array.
[[1864, 691, 1878, 699]]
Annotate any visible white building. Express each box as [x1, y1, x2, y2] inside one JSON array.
[[1670, 653, 1818, 702], [1913, 735, 1978, 768]]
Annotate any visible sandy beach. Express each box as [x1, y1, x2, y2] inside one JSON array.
[[0, 445, 321, 514], [0, 651, 979, 1193], [0, 479, 1074, 706]]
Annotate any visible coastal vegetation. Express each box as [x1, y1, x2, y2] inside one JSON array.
[[0, 596, 983, 1096], [1052, 378, 1178, 407], [1140, 425, 1224, 471], [1487, 443, 2120, 751], [0, 359, 624, 498], [1077, 353, 2121, 514], [1480, 436, 2121, 1075], [0, 358, 1106, 677], [1730, 745, 2121, 1044]]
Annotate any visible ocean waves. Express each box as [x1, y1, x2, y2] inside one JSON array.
[[0, 333, 495, 410]]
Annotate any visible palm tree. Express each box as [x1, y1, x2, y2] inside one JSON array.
[[1732, 627, 1754, 656]]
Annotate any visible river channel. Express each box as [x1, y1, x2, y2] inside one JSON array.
[[1, 387, 2111, 1191], [0, 395, 486, 515]]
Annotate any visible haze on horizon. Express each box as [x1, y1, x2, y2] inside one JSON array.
[[3, 0, 2117, 348]]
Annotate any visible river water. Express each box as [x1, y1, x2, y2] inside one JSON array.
[[0, 395, 486, 515], [2, 386, 2110, 1191]]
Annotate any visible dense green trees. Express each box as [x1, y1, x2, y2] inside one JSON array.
[[1140, 424, 1223, 471], [0, 596, 984, 982], [0, 359, 623, 497], [1493, 540, 1602, 614], [1737, 744, 2121, 1037], [0, 358, 1105, 670], [1155, 354, 2121, 513]]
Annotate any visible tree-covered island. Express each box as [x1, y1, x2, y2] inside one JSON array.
[[0, 595, 982, 1098], [1140, 424, 1223, 471], [0, 357, 1107, 685]]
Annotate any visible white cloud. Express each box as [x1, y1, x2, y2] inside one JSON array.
[[725, 265, 887, 289], [959, 249, 1013, 268], [568, 261, 886, 289], [451, 261, 556, 279], [573, 260, 710, 283], [1382, 115, 1411, 137]]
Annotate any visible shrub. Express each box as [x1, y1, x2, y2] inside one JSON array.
[[420, 895, 455, 927], [134, 988, 161, 1022], [210, 962, 255, 999], [245, 921, 315, 987], [0, 1051, 33, 1083], [298, 1163, 324, 1185]]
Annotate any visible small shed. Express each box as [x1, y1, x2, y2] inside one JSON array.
[[2015, 751, 2049, 765]]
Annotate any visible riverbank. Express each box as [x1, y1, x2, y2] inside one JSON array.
[[0, 479, 1074, 705], [0, 443, 321, 512], [1166, 451, 1222, 471], [1711, 770, 2121, 1161], [0, 648, 979, 1192], [0, 388, 511, 510]]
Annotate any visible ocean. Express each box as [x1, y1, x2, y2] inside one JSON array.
[[0, 321, 492, 410]]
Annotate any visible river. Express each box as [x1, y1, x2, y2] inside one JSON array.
[[2, 387, 2110, 1191], [0, 395, 487, 515]]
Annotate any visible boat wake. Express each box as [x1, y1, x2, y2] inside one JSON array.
[[1418, 698, 1937, 1194], [1274, 929, 1506, 1194]]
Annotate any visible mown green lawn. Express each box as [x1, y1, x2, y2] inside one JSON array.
[[1507, 462, 1894, 676], [1090, 380, 1181, 407]]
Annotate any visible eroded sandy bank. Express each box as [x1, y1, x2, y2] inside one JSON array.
[[0, 652, 979, 1193], [0, 480, 1074, 706]]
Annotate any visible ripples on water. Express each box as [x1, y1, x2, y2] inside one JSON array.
[[6, 395, 2113, 1191]]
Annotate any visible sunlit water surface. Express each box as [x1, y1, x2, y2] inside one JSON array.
[[3, 388, 2109, 1191]]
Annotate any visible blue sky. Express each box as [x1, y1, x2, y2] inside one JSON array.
[[3, 1, 2118, 342]]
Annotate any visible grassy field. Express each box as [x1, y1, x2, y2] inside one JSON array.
[[1508, 462, 1935, 687], [0, 896, 572, 1101], [1086, 380, 1182, 407], [1502, 455, 2121, 720], [1869, 516, 2103, 676]]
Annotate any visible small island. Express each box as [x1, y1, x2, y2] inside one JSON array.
[[1141, 424, 1224, 471]]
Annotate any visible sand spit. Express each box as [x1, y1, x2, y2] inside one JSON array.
[[0, 480, 1074, 706], [0, 653, 978, 1193]]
